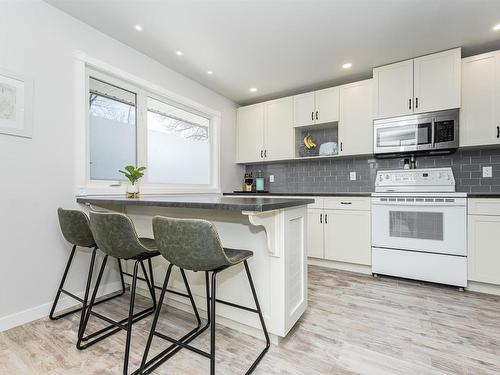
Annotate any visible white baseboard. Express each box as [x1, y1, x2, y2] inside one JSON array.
[[308, 258, 372, 275], [0, 281, 123, 333], [467, 281, 500, 296]]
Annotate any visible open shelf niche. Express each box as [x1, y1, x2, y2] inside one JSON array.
[[294, 122, 339, 159]]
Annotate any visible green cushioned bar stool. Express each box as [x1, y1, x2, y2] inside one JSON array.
[[51, 208, 126, 337], [138, 216, 270, 375], [77, 211, 161, 375]]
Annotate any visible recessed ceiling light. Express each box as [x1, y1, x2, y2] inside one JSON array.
[[342, 62, 352, 69], [134, 25, 143, 32], [249, 87, 258, 92], [207, 70, 213, 75], [493, 23, 500, 31], [176, 50, 183, 56]]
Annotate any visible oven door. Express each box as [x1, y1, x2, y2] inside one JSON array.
[[371, 198, 466, 256]]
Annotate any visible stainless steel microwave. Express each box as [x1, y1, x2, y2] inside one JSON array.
[[373, 109, 459, 156]]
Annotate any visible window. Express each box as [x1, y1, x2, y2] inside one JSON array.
[[85, 68, 218, 192], [89, 78, 136, 180], [147, 97, 210, 185]]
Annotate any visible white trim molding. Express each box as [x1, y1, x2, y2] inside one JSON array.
[[73, 50, 221, 197]]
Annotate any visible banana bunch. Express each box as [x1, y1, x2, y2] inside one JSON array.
[[303, 134, 317, 149]]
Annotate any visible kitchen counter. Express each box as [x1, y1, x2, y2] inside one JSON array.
[[467, 193, 500, 198], [76, 193, 310, 341], [77, 194, 314, 212], [224, 192, 372, 197]]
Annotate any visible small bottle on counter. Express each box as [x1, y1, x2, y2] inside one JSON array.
[[255, 170, 265, 192]]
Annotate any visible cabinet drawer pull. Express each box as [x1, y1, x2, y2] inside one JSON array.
[[497, 126, 499, 139], [311, 111, 314, 121], [260, 150, 263, 158], [315, 111, 318, 120], [415, 97, 419, 109], [264, 149, 267, 158], [409, 98, 412, 110], [320, 213, 322, 223], [340, 201, 352, 205], [325, 213, 328, 224], [340, 142, 343, 152]]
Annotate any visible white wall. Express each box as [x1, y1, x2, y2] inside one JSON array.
[[0, 0, 242, 331]]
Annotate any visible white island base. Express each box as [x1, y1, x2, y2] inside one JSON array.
[[86, 203, 308, 343]]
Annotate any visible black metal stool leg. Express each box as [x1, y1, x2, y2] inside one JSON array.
[[123, 260, 140, 375], [118, 258, 127, 294], [243, 260, 270, 374], [139, 264, 173, 374], [49, 245, 77, 320], [140, 260, 156, 308], [210, 271, 218, 375], [77, 246, 98, 336], [77, 254, 109, 349]]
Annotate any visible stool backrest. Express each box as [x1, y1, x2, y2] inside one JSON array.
[[89, 211, 145, 259], [152, 216, 231, 271], [57, 208, 95, 247]]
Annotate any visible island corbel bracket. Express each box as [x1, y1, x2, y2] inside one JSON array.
[[242, 209, 285, 257]]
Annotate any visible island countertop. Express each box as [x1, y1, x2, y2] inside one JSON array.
[[76, 194, 314, 212]]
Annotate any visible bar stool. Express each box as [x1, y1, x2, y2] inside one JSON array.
[[138, 216, 270, 375], [50, 208, 126, 336], [78, 211, 203, 375]]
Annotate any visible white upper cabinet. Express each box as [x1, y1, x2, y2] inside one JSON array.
[[236, 103, 265, 163], [460, 51, 500, 147], [413, 48, 461, 113], [293, 88, 339, 127], [265, 97, 294, 161], [315, 87, 339, 124], [338, 79, 373, 156], [237, 97, 294, 163], [293, 92, 315, 127], [373, 48, 461, 119], [373, 60, 414, 119]]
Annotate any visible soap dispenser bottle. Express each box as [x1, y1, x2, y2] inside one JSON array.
[[255, 170, 265, 192]]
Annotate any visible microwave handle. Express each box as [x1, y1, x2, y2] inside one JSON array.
[[431, 118, 435, 147]]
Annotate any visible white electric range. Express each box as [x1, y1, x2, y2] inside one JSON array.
[[371, 167, 467, 288]]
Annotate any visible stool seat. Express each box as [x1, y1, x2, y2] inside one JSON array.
[[223, 248, 253, 265]]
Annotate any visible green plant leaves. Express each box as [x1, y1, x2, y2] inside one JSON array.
[[118, 165, 146, 184]]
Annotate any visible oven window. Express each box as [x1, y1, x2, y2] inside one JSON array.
[[389, 211, 443, 241]]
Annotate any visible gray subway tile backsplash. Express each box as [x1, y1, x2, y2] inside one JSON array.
[[245, 147, 500, 193]]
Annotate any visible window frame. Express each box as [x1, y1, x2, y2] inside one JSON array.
[[74, 52, 221, 196]]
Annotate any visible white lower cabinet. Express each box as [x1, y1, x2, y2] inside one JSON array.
[[323, 209, 371, 265], [307, 197, 371, 266], [307, 209, 324, 258], [468, 198, 500, 285]]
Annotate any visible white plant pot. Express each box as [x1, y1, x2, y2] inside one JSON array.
[[126, 182, 140, 198]]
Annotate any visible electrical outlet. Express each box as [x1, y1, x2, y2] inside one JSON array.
[[350, 171, 356, 181], [269, 175, 275, 183], [483, 166, 493, 178]]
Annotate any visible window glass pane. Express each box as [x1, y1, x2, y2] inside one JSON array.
[[147, 97, 210, 185], [89, 77, 136, 180]]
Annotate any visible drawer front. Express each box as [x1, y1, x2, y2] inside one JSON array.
[[323, 197, 370, 211], [468, 198, 500, 216]]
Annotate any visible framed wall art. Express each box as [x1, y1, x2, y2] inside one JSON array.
[[0, 68, 33, 138]]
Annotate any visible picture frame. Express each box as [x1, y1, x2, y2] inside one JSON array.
[[0, 68, 34, 138]]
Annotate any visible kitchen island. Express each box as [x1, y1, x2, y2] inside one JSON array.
[[77, 194, 313, 341]]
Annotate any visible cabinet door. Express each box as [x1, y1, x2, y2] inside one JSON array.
[[468, 214, 500, 284], [315, 87, 339, 124], [307, 209, 324, 258], [265, 97, 294, 161], [373, 59, 414, 119], [293, 92, 315, 127], [413, 48, 461, 113], [461, 51, 500, 147], [237, 104, 264, 163], [324, 209, 371, 265], [338, 79, 373, 156]]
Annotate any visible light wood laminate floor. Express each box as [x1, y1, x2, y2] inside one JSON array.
[[2, 265, 500, 374]]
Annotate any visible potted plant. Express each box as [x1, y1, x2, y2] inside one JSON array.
[[119, 165, 146, 198]]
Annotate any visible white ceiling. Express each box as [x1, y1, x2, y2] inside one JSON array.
[[46, 0, 500, 105]]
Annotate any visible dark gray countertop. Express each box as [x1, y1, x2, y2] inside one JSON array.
[[76, 194, 314, 212], [225, 192, 372, 197], [467, 193, 500, 198]]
